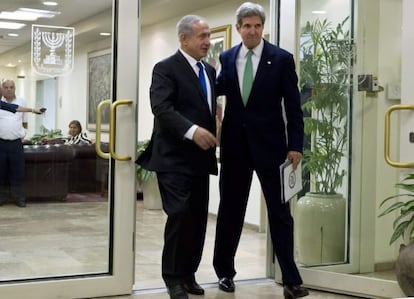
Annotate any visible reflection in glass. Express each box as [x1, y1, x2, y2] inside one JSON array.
[[0, 0, 112, 281]]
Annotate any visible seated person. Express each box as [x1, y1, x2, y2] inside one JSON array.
[[65, 120, 92, 145], [41, 120, 92, 145]]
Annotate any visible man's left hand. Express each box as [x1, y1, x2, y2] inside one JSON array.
[[287, 151, 302, 170]]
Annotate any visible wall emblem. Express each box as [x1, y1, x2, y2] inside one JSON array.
[[31, 25, 75, 77]]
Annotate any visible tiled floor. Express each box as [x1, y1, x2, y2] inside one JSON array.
[[105, 279, 365, 299], [0, 198, 393, 298]]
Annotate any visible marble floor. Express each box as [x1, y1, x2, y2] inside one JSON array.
[[107, 279, 366, 299], [0, 198, 394, 298]]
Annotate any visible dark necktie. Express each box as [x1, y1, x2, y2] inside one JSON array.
[[242, 50, 254, 106], [196, 61, 208, 98]]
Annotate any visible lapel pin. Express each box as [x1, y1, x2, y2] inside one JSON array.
[[267, 61, 271, 65]]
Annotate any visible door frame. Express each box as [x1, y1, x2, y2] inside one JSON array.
[[0, 0, 138, 298]]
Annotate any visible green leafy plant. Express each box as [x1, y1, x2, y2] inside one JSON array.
[[299, 17, 352, 194], [379, 173, 414, 245], [30, 126, 63, 145], [136, 139, 156, 182]]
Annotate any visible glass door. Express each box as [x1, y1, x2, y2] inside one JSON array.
[[0, 0, 137, 298], [276, 0, 405, 297]]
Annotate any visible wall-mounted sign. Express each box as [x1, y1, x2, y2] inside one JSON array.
[[31, 24, 75, 77]]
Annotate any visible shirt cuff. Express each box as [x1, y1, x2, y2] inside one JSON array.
[[184, 124, 198, 140]]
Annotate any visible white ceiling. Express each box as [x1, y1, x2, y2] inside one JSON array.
[[0, 0, 226, 66]]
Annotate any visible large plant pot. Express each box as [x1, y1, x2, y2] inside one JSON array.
[[396, 242, 414, 296], [142, 177, 162, 210], [295, 192, 346, 265]]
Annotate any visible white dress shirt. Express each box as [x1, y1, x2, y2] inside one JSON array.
[[0, 97, 27, 140], [236, 39, 264, 95]]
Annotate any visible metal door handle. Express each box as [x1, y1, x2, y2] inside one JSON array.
[[95, 99, 133, 161], [109, 99, 133, 161], [95, 99, 111, 159], [384, 104, 414, 168]]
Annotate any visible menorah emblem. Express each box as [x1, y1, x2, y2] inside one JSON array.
[[42, 31, 65, 65], [31, 25, 75, 77]]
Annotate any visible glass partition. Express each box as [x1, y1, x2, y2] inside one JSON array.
[[294, 0, 352, 268], [0, 0, 112, 281]]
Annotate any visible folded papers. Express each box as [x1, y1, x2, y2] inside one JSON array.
[[279, 159, 303, 203]]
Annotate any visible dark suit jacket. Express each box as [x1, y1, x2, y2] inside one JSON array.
[[137, 50, 218, 176], [217, 39, 304, 169]]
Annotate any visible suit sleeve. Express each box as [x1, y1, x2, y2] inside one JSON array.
[[0, 101, 18, 113], [282, 53, 304, 153]]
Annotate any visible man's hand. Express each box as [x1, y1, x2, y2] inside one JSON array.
[[287, 151, 302, 170], [193, 127, 218, 150], [33, 107, 46, 114]]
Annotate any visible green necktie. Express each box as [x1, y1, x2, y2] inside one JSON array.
[[242, 50, 254, 106]]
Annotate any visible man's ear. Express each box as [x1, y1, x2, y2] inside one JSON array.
[[235, 23, 241, 33], [179, 33, 187, 45]]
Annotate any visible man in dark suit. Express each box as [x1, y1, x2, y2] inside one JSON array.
[[136, 15, 218, 299], [213, 3, 308, 299]]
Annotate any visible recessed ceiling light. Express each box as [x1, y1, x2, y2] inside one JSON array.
[[43, 1, 58, 6], [7, 33, 19, 37], [6, 63, 16, 68], [100, 32, 111, 36], [0, 8, 60, 21], [0, 21, 26, 30], [312, 10, 327, 14]]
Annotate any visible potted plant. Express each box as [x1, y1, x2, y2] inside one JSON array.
[[136, 139, 161, 210], [379, 172, 414, 296], [294, 17, 352, 265], [29, 126, 63, 145]]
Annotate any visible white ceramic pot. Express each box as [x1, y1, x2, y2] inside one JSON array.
[[295, 192, 346, 266], [142, 177, 162, 210]]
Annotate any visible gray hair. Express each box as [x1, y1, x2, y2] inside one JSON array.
[[236, 2, 266, 26], [176, 15, 206, 38]]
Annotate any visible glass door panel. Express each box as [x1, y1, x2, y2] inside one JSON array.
[[0, 0, 137, 298], [276, 0, 405, 297], [295, 0, 351, 267], [0, 0, 112, 281]]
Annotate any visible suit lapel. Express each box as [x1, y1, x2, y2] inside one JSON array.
[[175, 51, 212, 114], [228, 44, 243, 100], [254, 41, 273, 87]]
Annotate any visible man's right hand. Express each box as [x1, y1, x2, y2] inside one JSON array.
[[193, 127, 218, 150], [33, 107, 46, 114]]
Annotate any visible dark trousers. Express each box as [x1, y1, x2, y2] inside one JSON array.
[[213, 141, 302, 286], [156, 172, 209, 287], [0, 138, 25, 200]]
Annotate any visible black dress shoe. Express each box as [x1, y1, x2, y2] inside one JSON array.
[[15, 198, 26, 208], [218, 277, 235, 292], [167, 284, 188, 299], [183, 280, 204, 295], [283, 285, 309, 299]]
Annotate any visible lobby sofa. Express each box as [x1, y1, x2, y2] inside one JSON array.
[[24, 143, 109, 201]]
